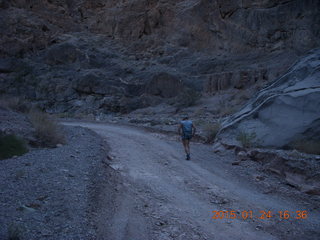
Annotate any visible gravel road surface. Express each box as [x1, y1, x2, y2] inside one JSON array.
[[62, 121, 320, 240]]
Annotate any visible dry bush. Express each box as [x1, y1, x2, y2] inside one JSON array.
[[29, 110, 65, 147], [203, 122, 221, 143], [290, 140, 320, 155]]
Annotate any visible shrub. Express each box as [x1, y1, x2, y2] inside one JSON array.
[[203, 122, 221, 143], [29, 110, 65, 147], [0, 134, 28, 160], [290, 140, 320, 155], [236, 131, 257, 148]]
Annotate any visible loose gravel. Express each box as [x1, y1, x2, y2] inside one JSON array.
[[0, 125, 111, 240]]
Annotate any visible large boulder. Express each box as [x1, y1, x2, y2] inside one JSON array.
[[218, 49, 320, 148]]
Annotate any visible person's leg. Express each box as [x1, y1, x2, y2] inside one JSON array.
[[182, 139, 191, 160], [182, 139, 188, 154], [186, 139, 191, 159], [185, 140, 190, 155]]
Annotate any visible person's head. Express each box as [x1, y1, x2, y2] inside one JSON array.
[[182, 115, 189, 120]]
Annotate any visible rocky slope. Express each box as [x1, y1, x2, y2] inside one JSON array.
[[0, 0, 319, 115]]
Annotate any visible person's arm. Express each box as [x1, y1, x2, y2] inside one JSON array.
[[192, 123, 196, 136], [178, 124, 182, 136]]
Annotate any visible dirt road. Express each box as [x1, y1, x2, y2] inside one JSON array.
[[62, 121, 319, 240]]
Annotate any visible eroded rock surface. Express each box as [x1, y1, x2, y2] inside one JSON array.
[[0, 0, 319, 114], [218, 49, 320, 148]]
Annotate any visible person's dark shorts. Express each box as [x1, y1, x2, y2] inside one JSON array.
[[182, 132, 192, 140]]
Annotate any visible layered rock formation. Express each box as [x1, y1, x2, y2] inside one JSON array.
[[218, 48, 320, 148]]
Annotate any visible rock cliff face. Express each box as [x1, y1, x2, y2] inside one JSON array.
[[218, 48, 320, 148], [0, 0, 319, 114], [1, 0, 319, 57]]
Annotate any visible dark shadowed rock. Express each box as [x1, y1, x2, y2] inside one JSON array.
[[72, 71, 125, 96], [0, 58, 15, 73], [46, 42, 84, 65], [145, 72, 183, 98]]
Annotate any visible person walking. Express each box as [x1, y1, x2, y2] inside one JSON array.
[[178, 116, 196, 160]]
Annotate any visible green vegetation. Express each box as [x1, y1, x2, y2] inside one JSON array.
[[291, 140, 320, 155], [236, 131, 257, 148], [29, 110, 65, 147], [0, 134, 28, 160]]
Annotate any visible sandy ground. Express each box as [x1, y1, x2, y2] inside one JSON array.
[[62, 121, 320, 240]]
